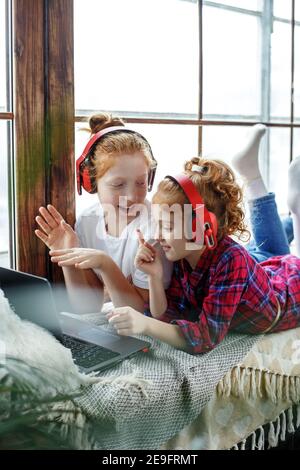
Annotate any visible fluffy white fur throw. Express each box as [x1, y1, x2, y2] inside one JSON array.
[[0, 289, 100, 395]]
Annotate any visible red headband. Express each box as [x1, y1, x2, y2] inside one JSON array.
[[166, 174, 218, 249]]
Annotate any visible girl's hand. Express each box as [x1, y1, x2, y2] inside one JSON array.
[[106, 306, 149, 336], [134, 229, 163, 278], [35, 205, 79, 251], [49, 247, 108, 270]]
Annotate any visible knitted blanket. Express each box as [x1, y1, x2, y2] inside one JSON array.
[[0, 289, 262, 450], [68, 312, 262, 450]]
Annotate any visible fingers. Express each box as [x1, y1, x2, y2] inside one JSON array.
[[54, 256, 83, 267], [61, 220, 75, 234], [136, 229, 156, 255], [49, 248, 75, 256], [107, 314, 130, 332], [136, 229, 145, 245], [107, 307, 131, 316], [50, 248, 79, 263], [74, 259, 91, 269], [47, 204, 64, 224], [115, 328, 131, 336], [51, 250, 85, 265], [110, 319, 129, 329], [38, 206, 58, 229], [35, 229, 50, 246], [51, 252, 77, 262], [143, 241, 156, 255], [136, 246, 154, 263], [35, 215, 52, 235]]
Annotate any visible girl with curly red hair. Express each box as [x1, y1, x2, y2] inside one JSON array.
[[107, 155, 300, 354]]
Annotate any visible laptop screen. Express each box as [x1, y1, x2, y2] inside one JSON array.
[[0, 267, 62, 339]]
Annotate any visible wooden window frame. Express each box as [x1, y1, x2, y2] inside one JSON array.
[[13, 0, 74, 280]]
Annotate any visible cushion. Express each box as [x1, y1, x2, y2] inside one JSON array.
[[0, 289, 99, 395]]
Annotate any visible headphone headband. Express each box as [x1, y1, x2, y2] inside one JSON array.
[[76, 126, 157, 195], [166, 173, 218, 249]]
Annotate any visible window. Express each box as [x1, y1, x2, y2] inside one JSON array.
[[3, 1, 300, 275], [0, 1, 6, 109], [74, 0, 300, 220], [0, 0, 14, 268], [74, 0, 199, 116], [294, 3, 300, 122], [202, 4, 261, 117], [0, 121, 11, 268]]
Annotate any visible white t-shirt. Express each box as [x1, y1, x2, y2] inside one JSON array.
[[75, 200, 173, 290]]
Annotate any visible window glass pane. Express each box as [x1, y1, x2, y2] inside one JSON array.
[[294, 129, 300, 159], [268, 127, 290, 215], [74, 0, 199, 116], [202, 125, 290, 219], [294, 26, 300, 120], [273, 0, 292, 20], [201, 125, 261, 189], [0, 121, 10, 267], [75, 123, 198, 215], [201, 124, 265, 213], [207, 0, 262, 11], [202, 125, 250, 161], [296, 1, 300, 22], [0, 0, 7, 111], [200, 125, 259, 236], [202, 6, 261, 117], [129, 124, 198, 192], [270, 21, 292, 118]]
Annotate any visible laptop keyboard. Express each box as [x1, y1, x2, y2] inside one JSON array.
[[62, 334, 120, 368]]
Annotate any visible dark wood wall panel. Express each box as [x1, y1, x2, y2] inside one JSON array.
[[47, 0, 75, 282], [14, 0, 47, 276], [13, 0, 74, 279]]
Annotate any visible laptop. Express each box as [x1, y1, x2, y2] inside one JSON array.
[[0, 267, 150, 373]]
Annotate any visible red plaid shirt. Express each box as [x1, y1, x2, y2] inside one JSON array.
[[159, 236, 300, 354]]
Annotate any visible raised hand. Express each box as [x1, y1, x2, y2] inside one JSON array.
[[35, 205, 79, 251], [134, 229, 163, 278]]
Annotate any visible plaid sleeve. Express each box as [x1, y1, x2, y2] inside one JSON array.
[[173, 249, 249, 354]]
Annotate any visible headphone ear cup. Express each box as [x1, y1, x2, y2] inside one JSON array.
[[81, 166, 96, 194]]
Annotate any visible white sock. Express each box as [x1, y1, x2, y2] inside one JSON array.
[[287, 156, 300, 215], [287, 156, 300, 256], [232, 124, 268, 199], [246, 176, 268, 201], [291, 213, 300, 257]]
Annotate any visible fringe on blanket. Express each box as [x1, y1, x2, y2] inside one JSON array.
[[46, 373, 151, 449], [47, 400, 93, 449], [217, 366, 300, 404], [231, 404, 300, 450]]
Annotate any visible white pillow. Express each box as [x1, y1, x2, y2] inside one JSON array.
[[0, 289, 99, 395]]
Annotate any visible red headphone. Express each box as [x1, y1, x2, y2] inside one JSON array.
[[76, 126, 157, 195], [166, 174, 218, 249]]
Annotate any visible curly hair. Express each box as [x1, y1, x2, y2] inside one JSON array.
[[152, 157, 250, 242]]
